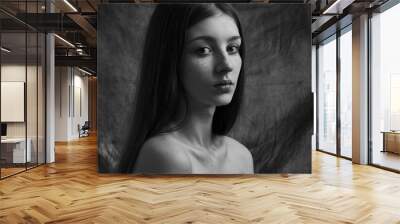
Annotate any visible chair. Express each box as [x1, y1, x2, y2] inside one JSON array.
[[79, 121, 90, 138]]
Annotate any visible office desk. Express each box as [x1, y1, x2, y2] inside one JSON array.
[[382, 131, 400, 154], [1, 138, 31, 163]]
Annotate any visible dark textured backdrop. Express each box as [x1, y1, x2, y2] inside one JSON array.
[[98, 3, 313, 173]]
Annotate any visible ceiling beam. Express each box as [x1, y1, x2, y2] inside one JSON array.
[[67, 13, 97, 39], [55, 55, 96, 72]]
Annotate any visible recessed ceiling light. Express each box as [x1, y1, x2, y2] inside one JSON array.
[[322, 0, 355, 15], [78, 67, 92, 76], [54, 34, 75, 48]]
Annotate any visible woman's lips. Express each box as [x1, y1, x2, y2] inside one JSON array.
[[214, 80, 234, 93]]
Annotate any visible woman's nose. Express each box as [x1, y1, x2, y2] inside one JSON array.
[[215, 52, 233, 74]]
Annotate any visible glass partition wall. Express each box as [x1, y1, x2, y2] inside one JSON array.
[[316, 26, 353, 159], [0, 2, 46, 179]]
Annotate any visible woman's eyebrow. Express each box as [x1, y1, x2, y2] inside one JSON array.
[[187, 35, 241, 44], [228, 36, 241, 42]]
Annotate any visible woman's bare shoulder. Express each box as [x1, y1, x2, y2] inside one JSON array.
[[224, 136, 254, 173], [134, 134, 191, 174], [224, 136, 250, 154]]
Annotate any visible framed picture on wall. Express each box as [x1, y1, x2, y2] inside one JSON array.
[[1, 81, 25, 122], [98, 3, 313, 174]]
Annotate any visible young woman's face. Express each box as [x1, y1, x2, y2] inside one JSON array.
[[181, 13, 242, 108]]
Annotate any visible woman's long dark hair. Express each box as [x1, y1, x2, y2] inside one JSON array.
[[119, 3, 246, 172]]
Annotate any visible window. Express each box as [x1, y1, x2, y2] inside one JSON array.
[[370, 3, 400, 171]]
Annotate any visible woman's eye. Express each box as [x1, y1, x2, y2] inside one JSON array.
[[195, 47, 212, 55], [227, 45, 240, 54]]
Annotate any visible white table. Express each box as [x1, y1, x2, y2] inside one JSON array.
[[1, 138, 31, 163]]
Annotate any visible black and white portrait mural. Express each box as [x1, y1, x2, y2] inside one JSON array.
[[98, 3, 313, 174]]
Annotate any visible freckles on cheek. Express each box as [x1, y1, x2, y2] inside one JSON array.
[[187, 59, 211, 77], [189, 57, 209, 68], [233, 57, 242, 78], [235, 56, 242, 70]]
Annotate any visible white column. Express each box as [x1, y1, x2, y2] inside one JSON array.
[[46, 1, 55, 163], [352, 14, 369, 164]]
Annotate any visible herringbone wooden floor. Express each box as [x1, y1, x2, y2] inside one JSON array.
[[1, 135, 400, 223]]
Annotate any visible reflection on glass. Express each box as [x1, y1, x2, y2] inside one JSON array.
[[371, 3, 400, 171], [0, 1, 47, 179], [27, 31, 38, 169], [312, 46, 317, 150], [318, 37, 337, 154], [1, 31, 27, 177], [390, 75, 400, 130], [340, 29, 352, 158]]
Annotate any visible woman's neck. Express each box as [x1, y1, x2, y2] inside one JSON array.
[[177, 102, 216, 148]]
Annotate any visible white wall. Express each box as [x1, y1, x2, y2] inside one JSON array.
[[55, 66, 69, 141], [1, 65, 42, 137], [1, 65, 26, 134], [72, 72, 89, 138], [55, 67, 89, 141], [1, 63, 46, 163]]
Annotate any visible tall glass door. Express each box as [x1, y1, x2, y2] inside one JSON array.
[[318, 35, 337, 155], [339, 27, 352, 159]]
